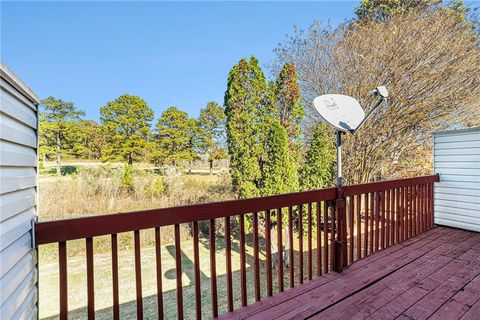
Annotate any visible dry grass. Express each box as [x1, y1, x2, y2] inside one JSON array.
[[38, 166, 233, 221]]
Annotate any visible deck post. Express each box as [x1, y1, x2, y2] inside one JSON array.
[[334, 186, 347, 272]]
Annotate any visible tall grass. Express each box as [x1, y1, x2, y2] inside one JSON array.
[[39, 165, 233, 221]]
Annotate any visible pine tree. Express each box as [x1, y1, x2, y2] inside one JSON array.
[[300, 124, 335, 190], [274, 63, 304, 159], [153, 106, 197, 166], [40, 97, 85, 176], [261, 120, 299, 196], [224, 56, 274, 198], [100, 94, 154, 164], [197, 102, 227, 174]]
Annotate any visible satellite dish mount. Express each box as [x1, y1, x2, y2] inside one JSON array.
[[313, 86, 388, 187]]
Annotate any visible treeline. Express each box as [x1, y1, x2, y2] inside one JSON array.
[[39, 98, 228, 174], [39, 60, 337, 196]]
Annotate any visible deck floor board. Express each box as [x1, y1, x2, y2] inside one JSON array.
[[220, 227, 480, 320]]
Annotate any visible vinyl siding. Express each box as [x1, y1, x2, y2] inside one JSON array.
[[0, 63, 39, 319], [433, 128, 480, 232]]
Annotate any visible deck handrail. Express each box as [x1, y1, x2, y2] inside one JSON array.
[[35, 174, 439, 320]]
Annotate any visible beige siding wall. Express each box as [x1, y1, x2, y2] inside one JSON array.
[[434, 127, 480, 232], [0, 64, 39, 320]]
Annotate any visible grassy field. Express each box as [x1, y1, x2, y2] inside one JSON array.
[[38, 231, 328, 319]]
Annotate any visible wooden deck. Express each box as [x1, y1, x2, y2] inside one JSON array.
[[221, 226, 480, 320]]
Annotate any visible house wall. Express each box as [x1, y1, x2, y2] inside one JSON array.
[[0, 63, 40, 319], [433, 127, 480, 232]]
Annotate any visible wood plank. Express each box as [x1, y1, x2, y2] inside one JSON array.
[[315, 246, 455, 320], [218, 227, 454, 320]]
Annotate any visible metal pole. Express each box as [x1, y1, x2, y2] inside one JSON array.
[[336, 130, 342, 187]]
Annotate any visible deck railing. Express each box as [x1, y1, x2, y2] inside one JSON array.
[[35, 174, 438, 320]]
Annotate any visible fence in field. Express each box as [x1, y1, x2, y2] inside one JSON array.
[[35, 174, 438, 319]]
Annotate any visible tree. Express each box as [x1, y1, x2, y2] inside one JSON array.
[[197, 102, 227, 174], [300, 124, 335, 190], [71, 120, 106, 160], [261, 120, 299, 195], [224, 56, 275, 198], [275, 8, 480, 184], [39, 96, 85, 176], [355, 0, 439, 22], [153, 106, 197, 166], [274, 63, 304, 160], [100, 94, 154, 164]]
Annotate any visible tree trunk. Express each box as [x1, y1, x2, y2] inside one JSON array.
[[56, 132, 61, 176], [128, 153, 133, 165], [209, 160, 213, 175]]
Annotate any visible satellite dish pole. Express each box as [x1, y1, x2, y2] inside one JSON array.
[[336, 130, 343, 187]]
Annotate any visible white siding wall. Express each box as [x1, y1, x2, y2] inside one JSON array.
[[0, 64, 39, 319], [434, 127, 480, 232]]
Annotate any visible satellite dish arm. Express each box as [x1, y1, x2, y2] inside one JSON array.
[[350, 95, 387, 134]]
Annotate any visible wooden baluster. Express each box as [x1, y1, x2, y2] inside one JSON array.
[[86, 237, 95, 320], [390, 189, 395, 245], [210, 219, 218, 317], [134, 230, 143, 320], [174, 224, 183, 320], [240, 214, 247, 306], [224, 217, 233, 312], [369, 192, 374, 254], [409, 186, 413, 239], [265, 210, 273, 297], [396, 188, 400, 244], [330, 203, 335, 272], [381, 190, 386, 250], [307, 203, 313, 281], [111, 234, 119, 320], [253, 212, 260, 301], [298, 204, 303, 284], [423, 184, 429, 231], [323, 202, 328, 274], [423, 184, 427, 231], [412, 186, 416, 236], [316, 202, 322, 277], [385, 190, 390, 248], [413, 185, 420, 235], [155, 227, 164, 320], [356, 195, 361, 260], [193, 221, 202, 318], [277, 208, 284, 291], [402, 187, 407, 241], [288, 206, 294, 287], [349, 196, 354, 264], [374, 192, 379, 252], [364, 193, 369, 256], [59, 241, 68, 320]]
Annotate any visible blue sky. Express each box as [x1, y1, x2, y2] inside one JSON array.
[[1, 1, 358, 120]]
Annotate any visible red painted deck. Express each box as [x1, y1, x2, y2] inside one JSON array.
[[221, 226, 480, 320]]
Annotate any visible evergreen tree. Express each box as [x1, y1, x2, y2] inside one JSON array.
[[261, 120, 299, 196], [39, 96, 85, 176], [300, 124, 335, 190], [224, 56, 274, 198], [153, 106, 197, 166], [100, 94, 154, 164], [274, 63, 304, 159], [197, 102, 227, 174]]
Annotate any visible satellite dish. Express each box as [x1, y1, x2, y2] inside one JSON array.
[[313, 94, 365, 133]]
